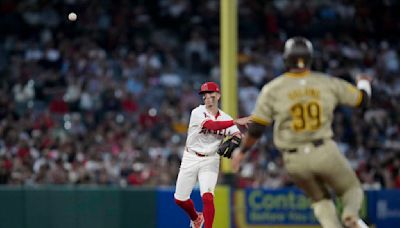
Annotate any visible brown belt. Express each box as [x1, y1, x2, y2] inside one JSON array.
[[282, 139, 325, 153]]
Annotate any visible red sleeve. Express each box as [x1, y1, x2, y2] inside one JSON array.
[[202, 120, 234, 130]]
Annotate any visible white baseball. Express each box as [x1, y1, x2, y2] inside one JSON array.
[[68, 12, 77, 21]]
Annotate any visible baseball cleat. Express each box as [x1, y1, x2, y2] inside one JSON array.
[[190, 212, 204, 228], [343, 216, 368, 228]]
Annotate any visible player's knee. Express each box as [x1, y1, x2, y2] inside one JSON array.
[[174, 192, 189, 202], [342, 184, 363, 200], [174, 196, 189, 206], [202, 192, 214, 205], [312, 199, 337, 219]]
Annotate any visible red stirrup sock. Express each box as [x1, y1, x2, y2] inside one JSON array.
[[175, 198, 198, 221], [202, 193, 215, 228]]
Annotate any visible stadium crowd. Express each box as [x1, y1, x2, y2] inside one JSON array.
[[0, 0, 399, 189]]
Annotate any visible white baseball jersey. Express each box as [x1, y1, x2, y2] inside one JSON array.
[[186, 105, 240, 155], [174, 105, 240, 201]]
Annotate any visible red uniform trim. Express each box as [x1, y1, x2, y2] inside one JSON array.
[[202, 120, 234, 130]]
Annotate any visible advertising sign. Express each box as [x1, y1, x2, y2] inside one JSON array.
[[245, 188, 318, 225]]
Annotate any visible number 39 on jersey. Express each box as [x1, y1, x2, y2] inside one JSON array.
[[290, 100, 322, 132]]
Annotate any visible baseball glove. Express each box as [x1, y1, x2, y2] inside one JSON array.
[[218, 135, 241, 158]]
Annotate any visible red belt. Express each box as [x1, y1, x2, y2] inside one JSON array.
[[194, 152, 207, 157], [186, 147, 208, 157]]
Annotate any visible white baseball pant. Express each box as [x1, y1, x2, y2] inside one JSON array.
[[174, 151, 220, 201]]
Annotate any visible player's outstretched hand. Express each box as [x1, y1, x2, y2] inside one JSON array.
[[233, 116, 252, 128]]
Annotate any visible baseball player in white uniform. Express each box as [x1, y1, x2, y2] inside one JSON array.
[[174, 82, 251, 228]]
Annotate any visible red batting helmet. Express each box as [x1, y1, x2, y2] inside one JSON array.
[[199, 82, 220, 94]]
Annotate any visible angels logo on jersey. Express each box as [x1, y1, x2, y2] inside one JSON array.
[[199, 127, 227, 136]]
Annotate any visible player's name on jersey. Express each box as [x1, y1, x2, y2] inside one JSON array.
[[288, 87, 320, 100]]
